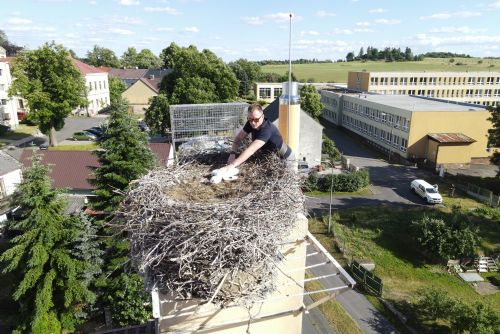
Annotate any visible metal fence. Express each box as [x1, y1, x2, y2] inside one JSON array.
[[350, 260, 383, 296], [170, 103, 248, 151], [465, 183, 500, 207]]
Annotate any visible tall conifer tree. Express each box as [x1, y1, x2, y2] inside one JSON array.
[[0, 153, 95, 333]]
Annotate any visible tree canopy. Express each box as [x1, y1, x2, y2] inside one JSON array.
[[9, 42, 87, 146], [0, 153, 96, 333], [487, 105, 500, 169], [159, 43, 238, 104], [228, 58, 262, 98], [121, 47, 161, 69], [86, 45, 121, 68], [108, 76, 127, 105], [144, 94, 170, 136], [300, 84, 323, 120], [92, 98, 155, 213]]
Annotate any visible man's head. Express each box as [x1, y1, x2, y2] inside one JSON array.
[[247, 103, 264, 129]]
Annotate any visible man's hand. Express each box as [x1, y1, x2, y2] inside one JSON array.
[[227, 153, 236, 164]]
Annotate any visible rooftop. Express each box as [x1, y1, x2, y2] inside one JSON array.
[[72, 58, 107, 75], [427, 133, 476, 144], [0, 151, 21, 175], [342, 93, 487, 112]]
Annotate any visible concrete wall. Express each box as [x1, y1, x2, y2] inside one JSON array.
[[155, 215, 308, 334], [347, 71, 370, 92], [436, 144, 473, 165], [408, 110, 491, 161], [0, 61, 19, 128], [84, 72, 110, 116]]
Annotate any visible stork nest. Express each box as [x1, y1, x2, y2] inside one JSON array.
[[120, 151, 305, 305]]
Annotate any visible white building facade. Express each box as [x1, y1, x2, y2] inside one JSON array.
[[0, 47, 19, 128], [72, 59, 110, 116]]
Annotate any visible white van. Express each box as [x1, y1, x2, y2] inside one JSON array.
[[410, 179, 443, 204]]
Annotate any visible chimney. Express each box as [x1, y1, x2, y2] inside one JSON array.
[[149, 74, 155, 80]]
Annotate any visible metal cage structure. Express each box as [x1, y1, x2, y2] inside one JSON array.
[[170, 103, 249, 156]]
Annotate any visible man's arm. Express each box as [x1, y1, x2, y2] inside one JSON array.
[[228, 130, 248, 164], [229, 139, 266, 168]]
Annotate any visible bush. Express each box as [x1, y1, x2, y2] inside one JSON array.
[[0, 124, 9, 136], [317, 170, 370, 192], [302, 173, 319, 192]]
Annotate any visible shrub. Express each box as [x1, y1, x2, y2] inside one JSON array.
[[0, 124, 9, 136], [318, 170, 370, 192], [302, 173, 319, 192]]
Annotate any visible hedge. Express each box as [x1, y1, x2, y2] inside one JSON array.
[[305, 170, 370, 193]]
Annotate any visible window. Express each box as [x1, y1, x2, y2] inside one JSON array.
[[394, 115, 401, 128], [475, 90, 483, 97], [496, 77, 500, 84], [94, 82, 97, 90], [99, 81, 102, 90], [494, 89, 500, 97], [380, 77, 388, 85], [381, 112, 387, 123], [468, 77, 475, 85], [409, 77, 417, 85], [417, 90, 424, 96], [388, 114, 394, 125], [371, 77, 378, 85], [274, 88, 282, 97], [402, 118, 409, 131], [429, 78, 436, 85], [0, 84, 5, 91], [390, 77, 397, 85], [466, 89, 473, 97], [259, 87, 271, 98], [386, 131, 392, 143], [0, 99, 6, 105], [393, 135, 399, 147], [486, 77, 494, 85], [419, 77, 426, 85], [408, 89, 415, 95], [400, 138, 407, 152], [88, 83, 92, 91], [437, 77, 442, 85], [104, 81, 107, 89], [427, 90, 434, 97], [0, 69, 2, 76], [477, 77, 484, 85], [400, 78, 407, 85], [452, 77, 457, 85]]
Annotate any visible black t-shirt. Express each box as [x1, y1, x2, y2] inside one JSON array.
[[243, 119, 283, 152]]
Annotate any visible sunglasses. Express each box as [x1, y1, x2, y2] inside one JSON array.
[[247, 114, 263, 123]]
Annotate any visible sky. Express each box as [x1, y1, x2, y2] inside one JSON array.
[[1, 0, 500, 62]]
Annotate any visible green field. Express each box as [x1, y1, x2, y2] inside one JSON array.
[[309, 202, 500, 332], [261, 58, 500, 83]]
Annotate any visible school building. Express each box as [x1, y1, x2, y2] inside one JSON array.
[[320, 89, 493, 167]]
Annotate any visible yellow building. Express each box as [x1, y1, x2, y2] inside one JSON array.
[[321, 89, 493, 166], [255, 82, 343, 103], [348, 71, 500, 107]]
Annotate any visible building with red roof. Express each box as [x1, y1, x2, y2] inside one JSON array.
[[72, 59, 110, 117]]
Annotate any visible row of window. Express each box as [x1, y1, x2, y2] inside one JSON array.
[[372, 88, 500, 98], [258, 87, 282, 99], [371, 76, 500, 86], [342, 114, 408, 152], [88, 80, 107, 92], [90, 97, 109, 110], [342, 100, 410, 132]]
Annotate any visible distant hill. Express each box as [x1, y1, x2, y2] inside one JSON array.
[[261, 57, 500, 83]]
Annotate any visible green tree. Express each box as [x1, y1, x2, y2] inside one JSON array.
[[144, 94, 170, 136], [86, 45, 121, 68], [108, 76, 127, 105], [0, 154, 95, 333], [9, 42, 86, 146], [103, 273, 151, 326], [412, 216, 479, 260], [0, 29, 7, 45], [92, 98, 155, 213], [300, 84, 323, 119], [487, 105, 500, 169], [135, 48, 162, 68], [346, 51, 355, 62], [159, 43, 238, 104], [322, 134, 341, 162], [121, 47, 138, 68], [404, 47, 413, 61], [228, 58, 262, 98]]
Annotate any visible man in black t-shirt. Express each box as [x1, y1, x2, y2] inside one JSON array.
[[218, 104, 294, 174]]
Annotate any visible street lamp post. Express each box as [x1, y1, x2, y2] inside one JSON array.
[[316, 159, 334, 235]]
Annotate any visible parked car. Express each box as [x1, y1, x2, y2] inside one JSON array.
[[410, 179, 443, 204], [85, 127, 104, 137], [298, 161, 311, 177], [72, 131, 96, 141]]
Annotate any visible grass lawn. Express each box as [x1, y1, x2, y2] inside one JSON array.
[[262, 58, 500, 83], [49, 143, 98, 151], [304, 271, 362, 334], [0, 124, 38, 141], [309, 203, 500, 332]]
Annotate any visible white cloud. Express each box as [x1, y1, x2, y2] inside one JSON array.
[[9, 26, 56, 32], [429, 26, 488, 34], [354, 28, 375, 33], [316, 10, 336, 17], [144, 6, 180, 14], [330, 28, 353, 35], [119, 0, 139, 5], [300, 30, 320, 36], [243, 12, 301, 25], [156, 27, 174, 32], [109, 16, 142, 25], [356, 21, 371, 27], [375, 18, 401, 25], [109, 28, 134, 35], [89, 0, 96, 4], [369, 8, 386, 13], [414, 33, 500, 46], [489, 1, 500, 9], [184, 26, 199, 33], [8, 17, 32, 24], [242, 16, 264, 25], [296, 39, 349, 47], [419, 11, 481, 20]]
